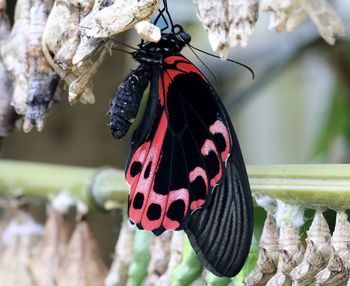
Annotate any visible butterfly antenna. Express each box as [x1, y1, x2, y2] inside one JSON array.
[[163, 0, 174, 30], [189, 44, 255, 80], [109, 37, 138, 51], [186, 44, 218, 84]]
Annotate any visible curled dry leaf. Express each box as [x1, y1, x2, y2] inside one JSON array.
[[104, 219, 134, 286], [23, 0, 59, 133], [0, 0, 31, 115], [155, 231, 185, 286], [0, 1, 15, 149], [42, 0, 106, 104], [266, 222, 305, 286], [0, 209, 43, 286], [245, 214, 279, 286], [55, 216, 108, 286], [289, 210, 331, 286], [263, 0, 346, 45], [316, 210, 350, 286], [30, 209, 71, 286], [193, 0, 259, 59], [143, 231, 172, 286]]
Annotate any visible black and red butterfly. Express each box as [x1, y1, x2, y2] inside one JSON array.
[[109, 5, 253, 278]]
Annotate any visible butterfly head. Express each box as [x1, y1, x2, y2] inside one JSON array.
[[133, 25, 191, 65]]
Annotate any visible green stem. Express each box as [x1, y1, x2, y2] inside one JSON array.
[[248, 164, 350, 209], [1, 160, 350, 210]]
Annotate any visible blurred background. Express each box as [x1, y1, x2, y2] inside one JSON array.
[[1, 0, 350, 265]]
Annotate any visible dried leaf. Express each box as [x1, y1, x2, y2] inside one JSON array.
[[316, 211, 350, 286], [194, 0, 259, 58], [83, 0, 160, 38], [289, 210, 331, 286], [23, 0, 59, 132], [0, 0, 31, 115], [0, 2, 15, 149], [105, 219, 134, 286], [143, 232, 172, 286], [30, 209, 71, 286], [42, 0, 105, 104], [263, 0, 346, 44], [55, 216, 108, 286], [155, 231, 184, 286], [0, 209, 43, 286], [245, 214, 279, 286]]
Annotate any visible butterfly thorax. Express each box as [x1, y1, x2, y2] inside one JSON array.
[[132, 25, 191, 66]]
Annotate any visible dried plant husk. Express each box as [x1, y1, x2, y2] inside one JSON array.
[[0, 0, 32, 116], [155, 231, 184, 286], [105, 219, 134, 286], [263, 0, 346, 45], [23, 0, 59, 133], [74, 0, 160, 64], [143, 231, 172, 286], [193, 0, 259, 58], [0, 209, 43, 286], [0, 1, 15, 149], [289, 210, 331, 286], [266, 222, 305, 286], [42, 0, 106, 104], [73, 0, 115, 64], [83, 0, 160, 39], [30, 209, 71, 286], [316, 210, 350, 286], [55, 215, 108, 286], [245, 214, 279, 286]]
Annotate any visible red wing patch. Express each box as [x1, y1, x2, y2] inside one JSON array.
[[126, 55, 232, 234]]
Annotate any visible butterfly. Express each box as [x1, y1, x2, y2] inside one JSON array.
[[109, 5, 254, 277]]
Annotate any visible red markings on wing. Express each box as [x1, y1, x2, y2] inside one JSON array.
[[201, 139, 222, 186], [209, 120, 230, 161], [128, 112, 168, 228], [163, 188, 189, 230], [189, 167, 208, 210]]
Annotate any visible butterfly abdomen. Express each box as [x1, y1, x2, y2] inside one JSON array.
[[109, 65, 151, 139]]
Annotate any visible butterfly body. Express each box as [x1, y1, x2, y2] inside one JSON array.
[[109, 25, 253, 277]]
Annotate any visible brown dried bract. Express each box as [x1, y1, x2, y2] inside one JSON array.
[[245, 214, 279, 286], [30, 209, 71, 286], [316, 210, 350, 286], [105, 219, 134, 286], [290, 210, 332, 286], [55, 215, 108, 286]]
